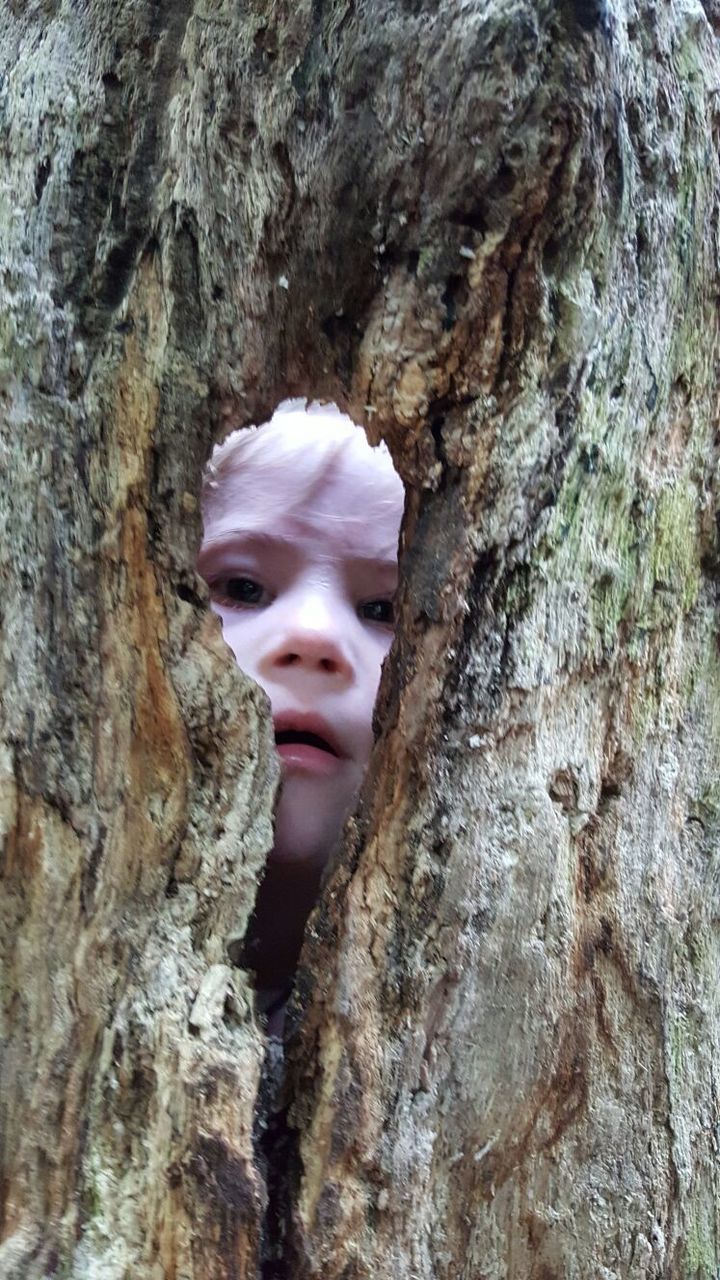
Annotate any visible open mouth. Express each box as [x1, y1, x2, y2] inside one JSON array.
[[274, 729, 338, 758]]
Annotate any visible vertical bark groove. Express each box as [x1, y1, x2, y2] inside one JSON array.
[[2, 1, 720, 1276]]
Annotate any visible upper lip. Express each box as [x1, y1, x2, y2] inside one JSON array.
[[272, 711, 346, 759]]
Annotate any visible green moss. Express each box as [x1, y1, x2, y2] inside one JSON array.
[[651, 483, 700, 612], [685, 1202, 717, 1279], [542, 453, 701, 664], [547, 452, 646, 650], [417, 245, 434, 274], [80, 1152, 104, 1224], [501, 563, 534, 624], [84, 1174, 102, 1220]]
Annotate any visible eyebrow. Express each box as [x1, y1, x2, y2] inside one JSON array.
[[200, 529, 399, 569]]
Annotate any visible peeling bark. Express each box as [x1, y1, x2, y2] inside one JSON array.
[[1, 1, 719, 1277]]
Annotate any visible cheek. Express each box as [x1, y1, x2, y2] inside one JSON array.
[[213, 607, 265, 681], [358, 633, 393, 717]]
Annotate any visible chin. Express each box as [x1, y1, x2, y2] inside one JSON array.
[[271, 773, 357, 871]]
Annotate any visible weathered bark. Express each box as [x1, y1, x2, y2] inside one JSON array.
[[1, 1, 719, 1277]]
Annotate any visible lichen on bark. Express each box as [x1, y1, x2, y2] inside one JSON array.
[[1, 1, 720, 1278]]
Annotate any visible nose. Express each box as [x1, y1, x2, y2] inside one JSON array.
[[257, 597, 355, 685]]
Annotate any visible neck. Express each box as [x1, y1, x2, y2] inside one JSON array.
[[242, 856, 324, 993]]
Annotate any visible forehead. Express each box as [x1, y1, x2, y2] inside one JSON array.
[[204, 410, 404, 560]]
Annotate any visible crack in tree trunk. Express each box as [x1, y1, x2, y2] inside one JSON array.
[[2, 0, 720, 1276]]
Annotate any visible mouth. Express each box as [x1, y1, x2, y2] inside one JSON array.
[[273, 713, 345, 775], [274, 728, 339, 757]]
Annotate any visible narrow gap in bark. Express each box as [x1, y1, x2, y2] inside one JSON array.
[[196, 398, 405, 1275]]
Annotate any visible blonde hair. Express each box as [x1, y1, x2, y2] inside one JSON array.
[[202, 400, 402, 531]]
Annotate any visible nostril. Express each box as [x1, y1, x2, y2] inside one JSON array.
[[274, 651, 344, 674], [271, 642, 350, 676], [277, 652, 301, 667]]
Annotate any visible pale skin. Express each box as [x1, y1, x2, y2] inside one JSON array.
[[198, 405, 404, 1021]]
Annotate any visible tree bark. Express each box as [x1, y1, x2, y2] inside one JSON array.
[[2, 1, 719, 1278]]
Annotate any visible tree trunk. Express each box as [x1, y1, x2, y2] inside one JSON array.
[[2, 1, 719, 1277]]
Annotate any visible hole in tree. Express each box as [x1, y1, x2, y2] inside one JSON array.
[[196, 397, 405, 1037], [35, 157, 51, 202]]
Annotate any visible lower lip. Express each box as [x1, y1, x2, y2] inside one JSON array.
[[276, 742, 343, 776]]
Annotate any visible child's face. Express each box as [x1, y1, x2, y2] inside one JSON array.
[[199, 411, 403, 870]]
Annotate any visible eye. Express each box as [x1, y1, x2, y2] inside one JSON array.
[[211, 576, 269, 609], [358, 598, 395, 627]]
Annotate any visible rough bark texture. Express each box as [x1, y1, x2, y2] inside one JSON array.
[[1, 1, 719, 1278]]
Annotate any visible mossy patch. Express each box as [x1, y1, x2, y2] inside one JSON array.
[[651, 483, 700, 612], [542, 454, 701, 662], [685, 1200, 717, 1279]]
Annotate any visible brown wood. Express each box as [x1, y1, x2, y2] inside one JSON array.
[[1, 1, 719, 1276]]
